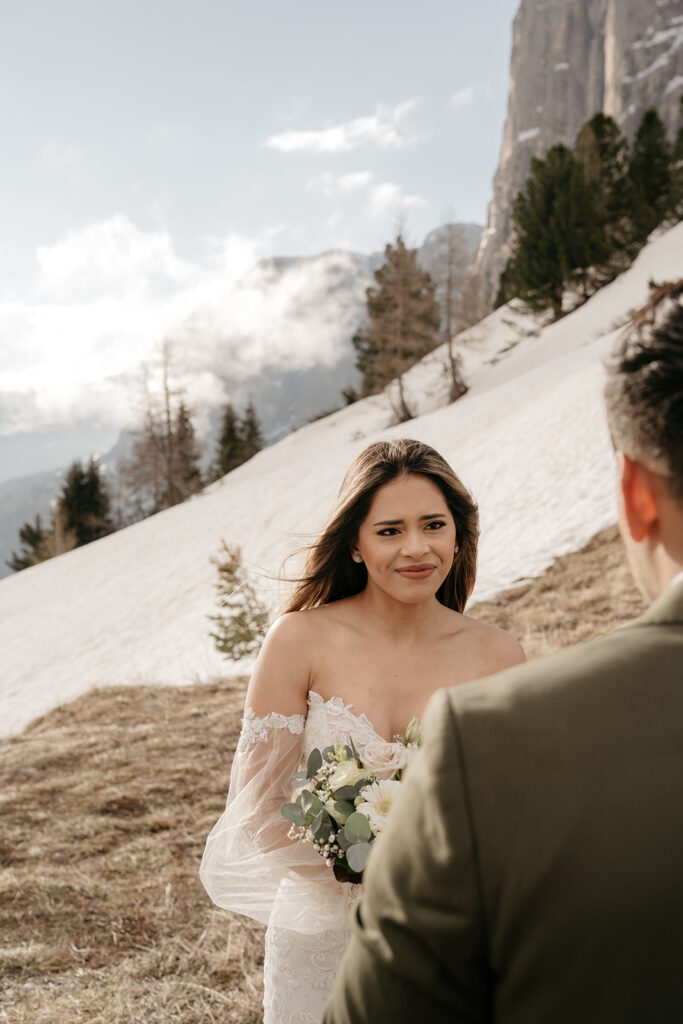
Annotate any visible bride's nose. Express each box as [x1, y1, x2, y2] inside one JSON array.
[[400, 529, 430, 558]]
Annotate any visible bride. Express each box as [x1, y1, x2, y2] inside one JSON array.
[[200, 438, 525, 1022]]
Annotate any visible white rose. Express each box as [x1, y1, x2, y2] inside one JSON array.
[[327, 760, 366, 791], [360, 740, 408, 780], [323, 798, 350, 825]]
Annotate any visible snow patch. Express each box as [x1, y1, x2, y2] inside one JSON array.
[[632, 25, 681, 48], [517, 128, 541, 143], [665, 74, 683, 94], [554, 62, 570, 71]]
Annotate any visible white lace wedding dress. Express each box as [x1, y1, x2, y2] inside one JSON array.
[[200, 690, 387, 1023]]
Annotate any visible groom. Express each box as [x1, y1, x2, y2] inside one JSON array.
[[324, 284, 683, 1023]]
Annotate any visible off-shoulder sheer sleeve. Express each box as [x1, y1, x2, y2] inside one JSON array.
[[200, 707, 344, 934]]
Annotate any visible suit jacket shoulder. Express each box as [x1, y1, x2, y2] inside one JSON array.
[[438, 580, 683, 1022]]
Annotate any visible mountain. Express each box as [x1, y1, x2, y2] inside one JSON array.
[[1, 219, 680, 739], [473, 0, 683, 307], [0, 226, 482, 578]]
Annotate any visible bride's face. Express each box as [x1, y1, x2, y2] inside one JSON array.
[[352, 473, 457, 605]]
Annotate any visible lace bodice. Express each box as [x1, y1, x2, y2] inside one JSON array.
[[302, 690, 386, 756]]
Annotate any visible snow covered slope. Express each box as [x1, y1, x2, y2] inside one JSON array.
[[1, 222, 681, 738]]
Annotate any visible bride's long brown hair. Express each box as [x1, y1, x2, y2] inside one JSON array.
[[282, 438, 479, 614]]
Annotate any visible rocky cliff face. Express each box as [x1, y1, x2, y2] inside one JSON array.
[[474, 0, 683, 307]]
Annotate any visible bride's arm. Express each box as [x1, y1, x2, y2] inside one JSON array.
[[244, 611, 313, 718], [200, 613, 329, 928]]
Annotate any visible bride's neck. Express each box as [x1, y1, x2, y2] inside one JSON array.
[[352, 586, 442, 643]]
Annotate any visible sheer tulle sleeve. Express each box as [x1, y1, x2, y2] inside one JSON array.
[[200, 707, 345, 934]]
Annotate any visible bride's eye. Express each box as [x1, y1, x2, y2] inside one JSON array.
[[377, 527, 400, 536], [425, 520, 447, 530]]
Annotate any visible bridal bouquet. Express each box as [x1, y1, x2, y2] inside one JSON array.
[[281, 718, 421, 883]]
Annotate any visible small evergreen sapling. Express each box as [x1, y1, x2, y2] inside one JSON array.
[[208, 542, 269, 660]]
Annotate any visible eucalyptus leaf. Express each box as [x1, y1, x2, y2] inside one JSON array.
[[332, 785, 357, 801], [322, 745, 336, 763], [334, 800, 356, 819], [346, 841, 372, 874], [281, 802, 306, 826], [308, 792, 323, 814], [337, 830, 351, 852], [344, 811, 373, 843], [309, 810, 323, 836], [300, 790, 314, 811], [312, 813, 332, 842], [307, 748, 323, 778]]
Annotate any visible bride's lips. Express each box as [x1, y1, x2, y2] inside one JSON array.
[[395, 564, 436, 579]]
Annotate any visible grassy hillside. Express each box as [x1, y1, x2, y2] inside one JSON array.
[[0, 524, 645, 1022]]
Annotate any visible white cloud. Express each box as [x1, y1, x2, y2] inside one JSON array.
[[36, 215, 196, 302], [306, 170, 374, 197], [450, 86, 477, 109], [0, 218, 370, 439], [449, 83, 492, 111], [368, 182, 427, 220], [264, 99, 419, 153]]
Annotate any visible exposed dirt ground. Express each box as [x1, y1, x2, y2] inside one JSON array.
[[0, 524, 645, 1022]]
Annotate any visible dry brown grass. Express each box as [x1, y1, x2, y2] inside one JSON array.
[[470, 524, 646, 659], [0, 524, 645, 1022]]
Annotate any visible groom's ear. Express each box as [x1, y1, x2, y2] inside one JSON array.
[[618, 452, 659, 542]]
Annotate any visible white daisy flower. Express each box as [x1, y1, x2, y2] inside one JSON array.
[[355, 779, 403, 834]]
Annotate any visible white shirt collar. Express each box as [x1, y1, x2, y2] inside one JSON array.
[[669, 570, 683, 590]]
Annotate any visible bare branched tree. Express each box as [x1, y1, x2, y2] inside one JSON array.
[[118, 341, 203, 519], [425, 222, 470, 400]]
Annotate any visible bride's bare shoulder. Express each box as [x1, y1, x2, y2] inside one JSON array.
[[256, 602, 351, 665], [453, 610, 526, 673]]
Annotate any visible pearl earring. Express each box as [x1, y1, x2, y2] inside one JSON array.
[[454, 544, 460, 555], [352, 553, 363, 563]]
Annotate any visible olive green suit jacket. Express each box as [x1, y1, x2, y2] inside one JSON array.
[[324, 582, 683, 1024]]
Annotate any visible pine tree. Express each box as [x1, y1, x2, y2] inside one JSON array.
[[58, 457, 114, 547], [668, 95, 683, 219], [173, 401, 203, 497], [502, 144, 609, 317], [241, 399, 263, 462], [208, 542, 270, 660], [628, 108, 673, 241], [41, 504, 78, 559], [6, 515, 47, 572], [215, 402, 244, 476], [574, 113, 636, 267], [352, 234, 440, 421]]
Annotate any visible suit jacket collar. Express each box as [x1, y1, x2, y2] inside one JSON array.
[[637, 579, 683, 627]]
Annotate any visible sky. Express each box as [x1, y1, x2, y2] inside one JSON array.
[[0, 0, 520, 478]]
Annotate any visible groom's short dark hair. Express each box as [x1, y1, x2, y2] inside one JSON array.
[[605, 281, 683, 500]]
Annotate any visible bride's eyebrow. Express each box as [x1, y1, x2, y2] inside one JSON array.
[[372, 513, 447, 526]]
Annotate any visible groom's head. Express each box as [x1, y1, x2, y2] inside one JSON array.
[[604, 282, 683, 600]]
